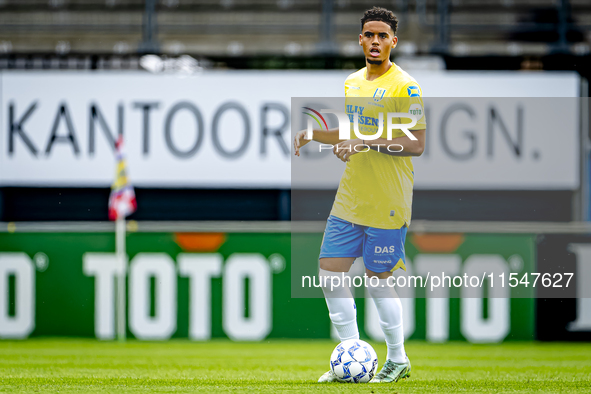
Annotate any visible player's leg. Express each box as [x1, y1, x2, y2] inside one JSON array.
[[318, 257, 357, 383], [366, 268, 407, 363], [319, 257, 358, 341], [363, 226, 411, 383], [365, 267, 410, 382], [317, 216, 364, 383], [317, 258, 357, 383]]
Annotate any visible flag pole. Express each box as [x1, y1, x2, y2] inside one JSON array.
[[110, 135, 135, 342], [116, 216, 126, 342]]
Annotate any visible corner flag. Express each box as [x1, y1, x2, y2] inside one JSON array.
[[108, 136, 137, 221], [109, 135, 135, 342]]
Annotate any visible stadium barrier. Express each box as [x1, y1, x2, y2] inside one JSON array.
[[0, 221, 590, 342]]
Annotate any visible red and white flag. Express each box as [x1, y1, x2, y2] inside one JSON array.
[[108, 136, 137, 221]]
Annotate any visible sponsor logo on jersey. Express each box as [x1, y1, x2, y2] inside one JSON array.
[[407, 85, 421, 97], [409, 103, 423, 118], [345, 105, 380, 129]]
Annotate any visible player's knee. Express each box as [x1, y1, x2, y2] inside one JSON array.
[[318, 268, 346, 293]]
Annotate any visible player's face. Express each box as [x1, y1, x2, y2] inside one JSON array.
[[359, 21, 397, 64]]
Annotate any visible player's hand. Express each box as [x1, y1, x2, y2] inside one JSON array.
[[333, 139, 364, 162], [293, 130, 312, 157]]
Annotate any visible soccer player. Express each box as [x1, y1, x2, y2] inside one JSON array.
[[293, 7, 426, 383]]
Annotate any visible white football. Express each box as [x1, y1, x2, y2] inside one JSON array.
[[330, 339, 378, 383]]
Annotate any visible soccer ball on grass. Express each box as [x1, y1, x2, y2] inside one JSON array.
[[330, 339, 378, 383]]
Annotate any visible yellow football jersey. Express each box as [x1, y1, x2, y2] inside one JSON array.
[[330, 63, 426, 229]]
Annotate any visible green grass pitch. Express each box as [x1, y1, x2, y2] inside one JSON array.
[[1, 339, 590, 393]]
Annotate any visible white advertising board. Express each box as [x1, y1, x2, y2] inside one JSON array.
[[0, 70, 580, 189]]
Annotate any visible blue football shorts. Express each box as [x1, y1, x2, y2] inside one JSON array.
[[319, 215, 408, 274]]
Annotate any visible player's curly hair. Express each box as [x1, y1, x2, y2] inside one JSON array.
[[361, 6, 398, 35]]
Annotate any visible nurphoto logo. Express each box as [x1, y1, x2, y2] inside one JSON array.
[[304, 107, 418, 141], [303, 107, 419, 154]]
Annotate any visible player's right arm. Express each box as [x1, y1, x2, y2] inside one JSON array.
[[293, 127, 344, 157]]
